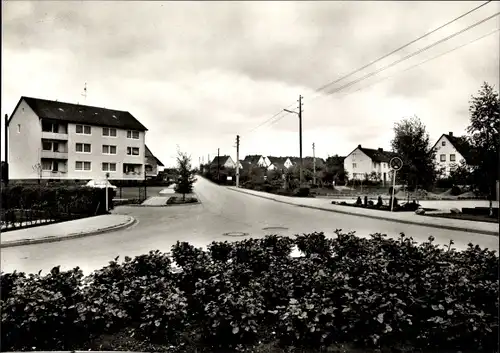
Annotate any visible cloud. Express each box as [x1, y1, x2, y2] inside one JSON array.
[[2, 1, 499, 167]]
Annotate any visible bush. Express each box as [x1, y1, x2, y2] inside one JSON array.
[[451, 185, 462, 196], [0, 185, 111, 229], [293, 187, 310, 197], [1, 234, 498, 352]]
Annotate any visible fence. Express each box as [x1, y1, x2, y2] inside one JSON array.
[[1, 185, 112, 232]]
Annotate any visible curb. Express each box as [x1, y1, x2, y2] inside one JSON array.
[[228, 188, 499, 237], [0, 216, 137, 249]]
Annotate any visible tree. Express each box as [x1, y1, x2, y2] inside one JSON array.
[[466, 82, 500, 216], [174, 150, 197, 201], [391, 115, 437, 191], [32, 163, 43, 184]]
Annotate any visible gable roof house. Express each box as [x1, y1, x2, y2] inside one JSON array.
[[267, 156, 294, 170], [344, 144, 399, 184], [243, 155, 271, 168], [432, 132, 476, 178], [211, 155, 236, 169], [6, 96, 148, 181], [145, 145, 164, 179]]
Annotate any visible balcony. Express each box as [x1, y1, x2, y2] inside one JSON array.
[[41, 150, 68, 159], [41, 170, 68, 178], [41, 131, 68, 140]]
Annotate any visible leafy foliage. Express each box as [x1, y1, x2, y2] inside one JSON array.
[[391, 115, 438, 191], [174, 150, 197, 200], [465, 82, 500, 199], [1, 233, 498, 352], [1, 185, 111, 229]]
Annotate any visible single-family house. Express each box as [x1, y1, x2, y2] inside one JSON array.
[[211, 155, 236, 169], [243, 155, 271, 168], [432, 132, 475, 178], [267, 156, 294, 171], [145, 145, 164, 179], [344, 145, 399, 185]]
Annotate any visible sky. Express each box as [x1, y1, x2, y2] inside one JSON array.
[[2, 1, 499, 168]]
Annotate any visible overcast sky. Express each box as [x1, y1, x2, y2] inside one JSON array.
[[2, 1, 499, 167]]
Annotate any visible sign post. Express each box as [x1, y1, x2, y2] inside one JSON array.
[[105, 172, 110, 212], [389, 157, 403, 212]]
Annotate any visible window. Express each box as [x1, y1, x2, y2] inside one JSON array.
[[102, 127, 117, 137], [76, 143, 91, 153], [42, 121, 59, 133], [75, 161, 91, 171], [127, 147, 140, 155], [145, 165, 153, 172], [102, 162, 117, 172], [127, 130, 140, 139], [17, 124, 21, 133], [42, 160, 52, 170], [42, 141, 52, 151], [352, 163, 357, 168], [372, 162, 377, 169], [450, 154, 456, 162], [102, 145, 117, 154], [442, 141, 446, 146], [76, 125, 91, 135], [440, 154, 446, 162]]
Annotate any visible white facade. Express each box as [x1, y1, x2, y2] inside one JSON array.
[[8, 98, 146, 181], [222, 156, 236, 169], [433, 135, 466, 177], [344, 146, 392, 184]]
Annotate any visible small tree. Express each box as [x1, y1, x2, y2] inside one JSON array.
[[32, 163, 43, 184], [174, 150, 196, 201]]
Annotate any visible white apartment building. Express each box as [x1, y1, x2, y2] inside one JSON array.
[[7, 96, 148, 181]]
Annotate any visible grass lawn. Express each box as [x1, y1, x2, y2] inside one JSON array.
[[425, 212, 499, 224]]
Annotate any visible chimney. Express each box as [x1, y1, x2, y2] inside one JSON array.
[[449, 132, 453, 136], [358, 144, 361, 148], [378, 148, 383, 152]]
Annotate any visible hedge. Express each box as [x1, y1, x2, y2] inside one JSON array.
[[1, 185, 113, 229], [1, 232, 498, 352]]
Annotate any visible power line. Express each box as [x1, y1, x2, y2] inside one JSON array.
[[322, 11, 499, 97], [343, 28, 500, 96], [243, 1, 492, 135], [265, 15, 498, 129], [313, 0, 492, 94]]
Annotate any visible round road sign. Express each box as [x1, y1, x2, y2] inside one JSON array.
[[389, 157, 403, 171]]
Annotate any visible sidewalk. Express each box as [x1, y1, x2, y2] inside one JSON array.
[[228, 187, 499, 236], [0, 214, 136, 248]]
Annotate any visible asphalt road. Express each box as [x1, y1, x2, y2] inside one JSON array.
[[2, 177, 498, 275]]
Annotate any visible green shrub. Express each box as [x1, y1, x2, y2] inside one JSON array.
[[1, 233, 498, 352]]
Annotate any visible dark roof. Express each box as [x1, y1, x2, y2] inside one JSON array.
[[243, 155, 263, 164], [145, 145, 164, 167], [436, 134, 475, 164], [211, 155, 231, 165], [11, 96, 147, 131], [303, 157, 326, 166], [354, 145, 399, 163]]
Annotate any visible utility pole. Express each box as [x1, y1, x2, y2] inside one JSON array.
[[298, 95, 303, 185], [236, 135, 240, 188], [4, 114, 8, 185], [312, 142, 316, 185], [217, 148, 220, 182], [283, 94, 304, 185]]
